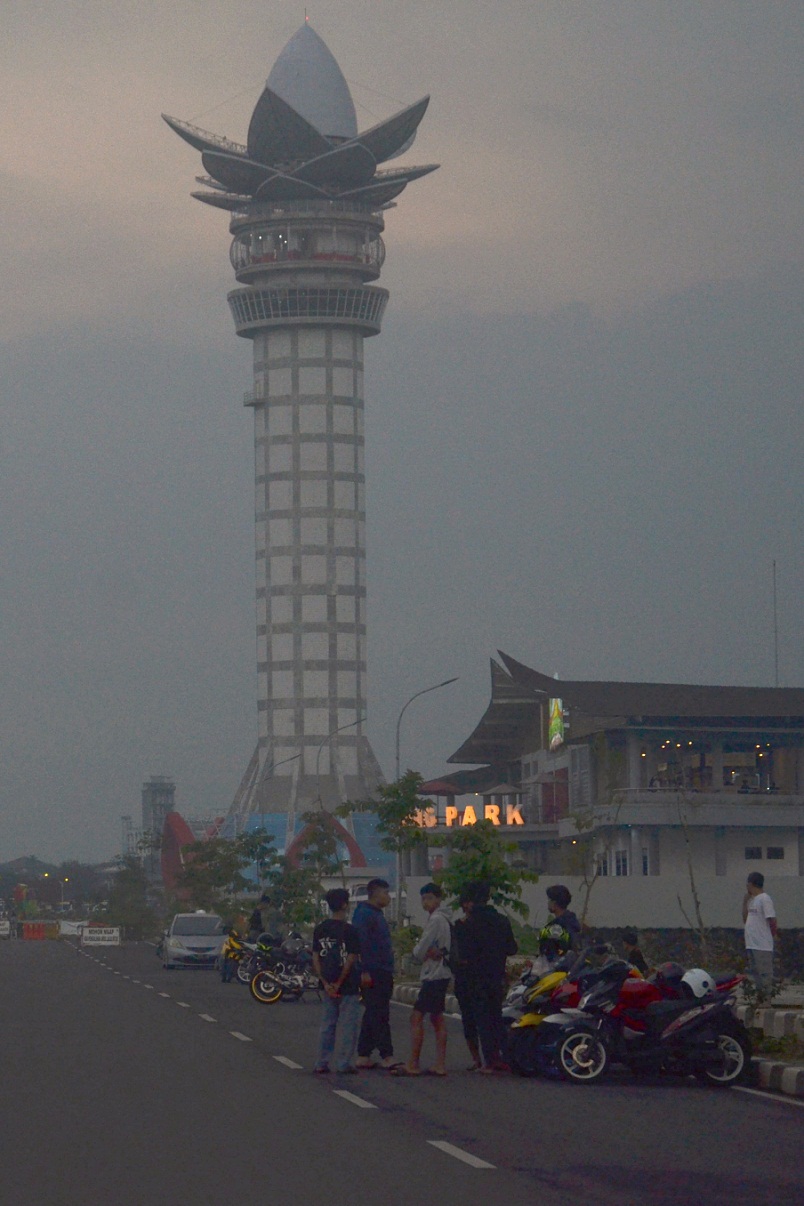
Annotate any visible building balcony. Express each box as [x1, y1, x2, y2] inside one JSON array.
[[556, 789, 804, 836]]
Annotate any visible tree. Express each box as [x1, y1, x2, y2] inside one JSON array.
[[105, 856, 159, 939], [337, 771, 428, 856], [174, 830, 280, 915], [298, 809, 347, 884], [434, 820, 538, 918], [337, 770, 429, 919], [259, 861, 323, 932]]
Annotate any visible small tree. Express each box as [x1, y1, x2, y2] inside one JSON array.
[[434, 820, 538, 918], [174, 830, 279, 915], [337, 771, 429, 920], [298, 809, 347, 884], [105, 856, 159, 939], [260, 860, 323, 931]]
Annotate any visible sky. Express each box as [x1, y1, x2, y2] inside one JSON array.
[[1, 1, 802, 862]]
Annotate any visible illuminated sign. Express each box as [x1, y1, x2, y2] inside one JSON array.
[[414, 803, 524, 828], [549, 697, 565, 750]]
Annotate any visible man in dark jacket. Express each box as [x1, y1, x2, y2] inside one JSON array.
[[459, 881, 518, 1073], [352, 879, 400, 1069]]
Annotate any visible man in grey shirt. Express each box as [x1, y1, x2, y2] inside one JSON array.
[[393, 882, 452, 1077]]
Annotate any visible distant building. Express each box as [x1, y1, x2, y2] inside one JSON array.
[[418, 654, 804, 926]]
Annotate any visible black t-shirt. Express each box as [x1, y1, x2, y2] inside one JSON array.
[[312, 918, 361, 995]]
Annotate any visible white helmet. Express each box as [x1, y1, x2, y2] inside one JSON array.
[[681, 968, 715, 999]]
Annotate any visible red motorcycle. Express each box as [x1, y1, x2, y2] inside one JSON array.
[[536, 962, 750, 1087]]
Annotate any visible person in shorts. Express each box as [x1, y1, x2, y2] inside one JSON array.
[[394, 883, 452, 1077]]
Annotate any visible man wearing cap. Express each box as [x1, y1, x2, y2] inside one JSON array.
[[394, 883, 452, 1076]]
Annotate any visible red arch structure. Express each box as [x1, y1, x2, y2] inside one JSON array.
[[161, 811, 197, 894], [284, 812, 367, 869]]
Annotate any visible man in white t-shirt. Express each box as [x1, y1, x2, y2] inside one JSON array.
[[742, 871, 778, 998]]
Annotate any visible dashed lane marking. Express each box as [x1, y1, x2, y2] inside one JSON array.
[[158, 992, 171, 998], [733, 1086, 804, 1108], [199, 1014, 217, 1023], [332, 1090, 377, 1109], [230, 1031, 252, 1042], [273, 1055, 303, 1069], [427, 1141, 495, 1169], [176, 1002, 191, 1008], [143, 984, 154, 990]]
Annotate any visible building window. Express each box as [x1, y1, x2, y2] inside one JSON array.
[[766, 847, 785, 860], [744, 846, 762, 860], [614, 850, 629, 877], [641, 847, 649, 876], [595, 854, 608, 877]]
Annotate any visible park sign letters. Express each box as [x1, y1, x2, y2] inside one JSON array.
[[414, 803, 524, 828]]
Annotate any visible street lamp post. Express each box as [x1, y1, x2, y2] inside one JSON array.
[[393, 676, 459, 922]]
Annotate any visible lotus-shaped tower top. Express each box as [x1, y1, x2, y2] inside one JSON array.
[[163, 22, 438, 211]]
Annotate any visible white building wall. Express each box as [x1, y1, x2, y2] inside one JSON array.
[[407, 874, 804, 928]]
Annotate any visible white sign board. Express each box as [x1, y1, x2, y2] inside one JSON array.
[[60, 921, 87, 937], [81, 926, 120, 945], [0, 919, 10, 938]]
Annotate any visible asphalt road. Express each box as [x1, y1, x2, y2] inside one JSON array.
[[0, 941, 801, 1206]]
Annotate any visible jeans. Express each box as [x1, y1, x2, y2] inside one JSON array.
[[357, 969, 394, 1060], [315, 993, 362, 1072]]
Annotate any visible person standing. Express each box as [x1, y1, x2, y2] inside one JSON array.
[[743, 872, 778, 998], [311, 888, 362, 1074], [352, 878, 400, 1070], [460, 881, 518, 1074], [452, 906, 481, 1071], [545, 884, 581, 947], [394, 883, 452, 1077]]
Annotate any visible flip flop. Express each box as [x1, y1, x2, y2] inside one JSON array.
[[379, 1060, 405, 1071], [355, 1061, 378, 1070], [424, 1068, 447, 1077], [389, 1065, 421, 1076]]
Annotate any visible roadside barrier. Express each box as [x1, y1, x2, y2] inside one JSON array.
[[21, 922, 62, 940]]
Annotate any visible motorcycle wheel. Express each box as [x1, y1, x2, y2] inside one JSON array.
[[236, 961, 252, 985], [697, 1023, 751, 1087], [508, 1028, 543, 1077], [250, 970, 283, 1004], [557, 1031, 608, 1083]]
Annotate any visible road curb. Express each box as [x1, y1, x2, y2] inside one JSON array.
[[753, 1058, 804, 1097]]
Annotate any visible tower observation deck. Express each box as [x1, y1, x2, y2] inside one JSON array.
[[163, 23, 438, 823]]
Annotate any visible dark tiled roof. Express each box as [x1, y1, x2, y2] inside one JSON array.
[[498, 652, 804, 720], [447, 659, 540, 766]]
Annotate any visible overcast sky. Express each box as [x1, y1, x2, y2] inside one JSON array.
[[2, 2, 802, 862]]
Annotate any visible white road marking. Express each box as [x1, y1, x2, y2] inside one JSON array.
[[132, 979, 141, 984], [230, 1031, 252, 1042], [158, 992, 171, 998], [332, 1090, 377, 1109], [733, 1086, 804, 1108], [143, 984, 154, 990], [273, 1055, 303, 1069], [199, 1014, 217, 1023], [427, 1140, 495, 1169], [176, 1001, 191, 1008]]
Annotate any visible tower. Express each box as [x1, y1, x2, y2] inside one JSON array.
[[164, 24, 438, 825]]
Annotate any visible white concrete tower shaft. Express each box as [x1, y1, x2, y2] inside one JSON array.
[[228, 200, 388, 817]]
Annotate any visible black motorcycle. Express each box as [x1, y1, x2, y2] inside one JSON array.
[[535, 960, 751, 1087]]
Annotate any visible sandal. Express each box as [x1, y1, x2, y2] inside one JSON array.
[[424, 1068, 447, 1077], [389, 1065, 421, 1076]]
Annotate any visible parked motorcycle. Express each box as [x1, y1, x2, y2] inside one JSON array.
[[534, 962, 750, 1086]]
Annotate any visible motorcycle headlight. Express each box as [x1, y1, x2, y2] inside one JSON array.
[[579, 993, 591, 1009]]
